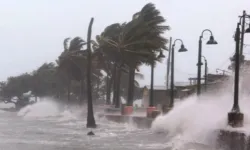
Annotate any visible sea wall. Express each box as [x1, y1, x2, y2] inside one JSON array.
[[217, 130, 250, 150], [97, 114, 153, 128]]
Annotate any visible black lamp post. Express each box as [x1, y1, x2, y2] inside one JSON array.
[[149, 51, 165, 107], [197, 29, 217, 96], [228, 23, 244, 127], [202, 56, 208, 92], [169, 39, 188, 108], [239, 10, 250, 55], [228, 11, 250, 127]]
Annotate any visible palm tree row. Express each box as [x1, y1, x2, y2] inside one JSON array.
[[56, 3, 169, 128]]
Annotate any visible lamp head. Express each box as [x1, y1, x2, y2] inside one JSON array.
[[178, 44, 188, 52], [157, 51, 165, 59], [245, 24, 250, 33], [206, 35, 218, 45]]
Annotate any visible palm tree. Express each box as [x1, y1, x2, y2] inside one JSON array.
[[91, 41, 113, 105], [57, 37, 86, 104], [95, 23, 125, 106], [97, 3, 169, 109], [86, 18, 96, 128]]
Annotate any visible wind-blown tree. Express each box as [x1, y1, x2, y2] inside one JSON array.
[[86, 18, 96, 128], [59, 19, 97, 128], [57, 37, 86, 104], [1, 73, 33, 99], [95, 23, 126, 106], [91, 44, 113, 105], [31, 62, 58, 100], [122, 3, 169, 107], [97, 3, 169, 108], [95, 23, 148, 107]]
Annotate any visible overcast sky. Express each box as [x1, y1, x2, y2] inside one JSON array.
[[0, 0, 250, 87]]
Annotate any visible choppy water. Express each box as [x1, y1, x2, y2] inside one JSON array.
[[1, 88, 249, 150], [0, 101, 174, 150]]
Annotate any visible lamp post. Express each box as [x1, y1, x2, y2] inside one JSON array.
[[240, 10, 250, 55], [147, 50, 165, 118], [166, 37, 172, 90], [202, 56, 208, 92], [228, 11, 250, 127], [169, 39, 188, 109], [197, 29, 218, 96], [228, 23, 243, 127]]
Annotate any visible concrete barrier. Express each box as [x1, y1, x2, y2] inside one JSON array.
[[97, 114, 154, 129], [217, 129, 250, 150]]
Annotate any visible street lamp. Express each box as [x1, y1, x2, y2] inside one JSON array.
[[239, 10, 250, 55], [197, 29, 217, 96], [169, 39, 188, 109], [228, 22, 244, 128], [201, 56, 208, 92], [246, 23, 250, 33], [228, 11, 250, 128], [147, 50, 165, 117]]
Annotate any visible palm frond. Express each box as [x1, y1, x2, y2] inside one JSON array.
[[63, 38, 70, 51], [68, 37, 86, 52]]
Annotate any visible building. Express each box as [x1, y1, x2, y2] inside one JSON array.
[[141, 73, 231, 108], [141, 82, 194, 108]]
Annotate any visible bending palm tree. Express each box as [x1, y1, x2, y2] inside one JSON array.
[[97, 3, 169, 113], [57, 37, 85, 103], [86, 18, 96, 128]]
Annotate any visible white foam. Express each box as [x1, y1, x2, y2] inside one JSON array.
[[57, 110, 78, 122], [151, 76, 250, 149], [17, 99, 60, 119], [0, 102, 15, 109]]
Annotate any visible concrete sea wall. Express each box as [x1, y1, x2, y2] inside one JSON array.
[[97, 114, 154, 129]]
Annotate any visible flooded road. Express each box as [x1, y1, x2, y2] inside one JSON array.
[[0, 103, 171, 150], [0, 100, 221, 150]]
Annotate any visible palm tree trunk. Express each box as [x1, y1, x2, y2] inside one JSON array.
[[86, 17, 96, 128], [67, 79, 71, 104], [106, 76, 111, 105], [80, 79, 84, 105], [112, 64, 117, 105], [127, 67, 135, 106], [115, 68, 121, 108]]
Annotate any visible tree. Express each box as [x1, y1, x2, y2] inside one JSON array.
[[31, 62, 58, 99], [57, 37, 86, 104], [97, 3, 169, 107], [86, 18, 97, 128], [2, 73, 32, 99]]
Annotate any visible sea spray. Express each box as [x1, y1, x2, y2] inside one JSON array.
[[17, 99, 60, 119], [57, 110, 80, 122], [0, 102, 15, 109], [152, 88, 250, 149]]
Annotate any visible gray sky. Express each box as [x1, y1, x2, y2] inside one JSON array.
[[0, 0, 250, 87]]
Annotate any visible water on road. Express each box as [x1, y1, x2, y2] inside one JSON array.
[[1, 93, 245, 150], [0, 101, 172, 150]]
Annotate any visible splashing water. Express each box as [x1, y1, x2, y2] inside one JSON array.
[[151, 79, 250, 149], [17, 100, 60, 119], [0, 102, 15, 109], [57, 110, 79, 122]]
